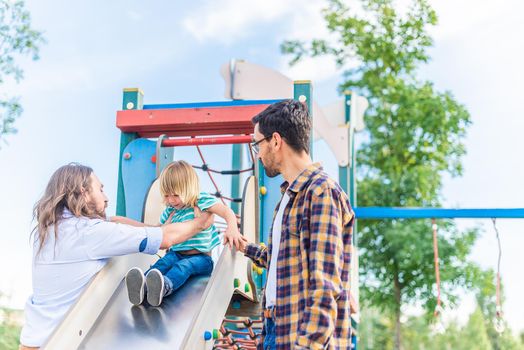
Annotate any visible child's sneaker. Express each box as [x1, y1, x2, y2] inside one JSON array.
[[145, 269, 165, 307], [125, 267, 145, 305]]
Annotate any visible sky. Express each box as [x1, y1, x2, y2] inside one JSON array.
[[0, 0, 523, 333]]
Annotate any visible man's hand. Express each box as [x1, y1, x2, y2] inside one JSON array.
[[236, 233, 251, 253], [195, 212, 214, 231]]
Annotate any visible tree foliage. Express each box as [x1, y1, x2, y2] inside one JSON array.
[[0, 0, 45, 146], [282, 0, 498, 348], [360, 306, 524, 350]]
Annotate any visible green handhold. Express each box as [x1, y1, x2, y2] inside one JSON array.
[[245, 283, 250, 293], [213, 329, 220, 339], [234, 278, 240, 288]]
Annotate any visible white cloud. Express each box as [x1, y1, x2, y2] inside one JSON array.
[[428, 0, 523, 40], [278, 56, 340, 83], [182, 0, 298, 44]]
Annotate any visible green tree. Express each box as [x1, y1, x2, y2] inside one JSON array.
[[0, 0, 45, 146], [282, 0, 493, 348], [361, 305, 523, 350], [0, 300, 22, 350], [462, 308, 493, 350]]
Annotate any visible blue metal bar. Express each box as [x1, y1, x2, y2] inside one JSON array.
[[354, 207, 524, 219], [143, 99, 283, 110]]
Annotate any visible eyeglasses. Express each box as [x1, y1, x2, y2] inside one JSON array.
[[250, 136, 271, 154]]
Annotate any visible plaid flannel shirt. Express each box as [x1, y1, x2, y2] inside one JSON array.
[[245, 163, 354, 350]]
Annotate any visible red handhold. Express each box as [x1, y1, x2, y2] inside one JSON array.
[[123, 152, 131, 160], [151, 155, 157, 163]]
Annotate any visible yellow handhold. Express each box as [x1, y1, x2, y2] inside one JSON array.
[[260, 186, 267, 196]]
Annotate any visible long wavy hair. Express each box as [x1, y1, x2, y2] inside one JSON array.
[[32, 163, 103, 254]]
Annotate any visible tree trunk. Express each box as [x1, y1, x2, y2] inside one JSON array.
[[394, 272, 402, 350]]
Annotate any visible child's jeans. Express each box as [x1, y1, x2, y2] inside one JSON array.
[[147, 250, 214, 296]]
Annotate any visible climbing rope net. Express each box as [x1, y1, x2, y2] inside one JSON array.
[[213, 318, 264, 350]]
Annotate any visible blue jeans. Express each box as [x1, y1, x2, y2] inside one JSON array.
[[263, 316, 276, 350], [148, 250, 213, 296]]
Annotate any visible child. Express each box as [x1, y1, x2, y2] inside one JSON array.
[[125, 160, 245, 307]]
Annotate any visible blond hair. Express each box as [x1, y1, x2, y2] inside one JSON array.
[[159, 160, 200, 208], [32, 163, 104, 254]]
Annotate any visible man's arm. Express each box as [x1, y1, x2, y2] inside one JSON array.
[[110, 216, 156, 227], [159, 212, 214, 249], [295, 186, 349, 349]]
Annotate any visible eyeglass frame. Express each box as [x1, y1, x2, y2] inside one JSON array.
[[250, 135, 272, 154]]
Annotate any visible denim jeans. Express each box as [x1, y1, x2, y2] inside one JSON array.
[[148, 250, 213, 296], [263, 315, 276, 350]]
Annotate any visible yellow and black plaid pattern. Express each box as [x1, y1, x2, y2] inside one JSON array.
[[245, 163, 354, 349]]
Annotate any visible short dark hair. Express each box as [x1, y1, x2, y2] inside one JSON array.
[[251, 99, 311, 154]]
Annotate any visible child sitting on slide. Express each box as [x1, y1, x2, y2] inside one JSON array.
[[124, 160, 245, 307]]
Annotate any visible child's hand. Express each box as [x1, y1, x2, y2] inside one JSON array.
[[223, 226, 247, 251]]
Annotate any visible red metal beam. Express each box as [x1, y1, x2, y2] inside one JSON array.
[[116, 104, 269, 137], [162, 135, 253, 147]]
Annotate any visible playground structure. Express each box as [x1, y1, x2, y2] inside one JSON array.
[[42, 61, 365, 349], [36, 60, 524, 349]]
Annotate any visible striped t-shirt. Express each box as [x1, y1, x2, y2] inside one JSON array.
[[159, 192, 220, 253]]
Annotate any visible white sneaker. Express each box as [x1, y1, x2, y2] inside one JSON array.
[[125, 267, 145, 305], [145, 269, 165, 307]]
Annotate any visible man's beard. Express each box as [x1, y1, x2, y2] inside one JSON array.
[[97, 208, 107, 220], [261, 158, 280, 178], [88, 202, 107, 220]]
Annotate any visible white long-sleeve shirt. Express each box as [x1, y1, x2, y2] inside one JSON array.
[[20, 209, 162, 347]]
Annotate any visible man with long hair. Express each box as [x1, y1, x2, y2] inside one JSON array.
[[19, 163, 212, 349]]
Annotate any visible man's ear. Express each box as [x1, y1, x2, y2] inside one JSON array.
[[81, 187, 90, 201], [272, 132, 283, 150]]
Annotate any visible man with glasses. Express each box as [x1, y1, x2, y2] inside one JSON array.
[[241, 99, 354, 350]]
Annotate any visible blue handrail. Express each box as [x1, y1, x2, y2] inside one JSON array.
[[354, 207, 524, 219]]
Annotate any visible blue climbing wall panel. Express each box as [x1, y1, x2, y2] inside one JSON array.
[[121, 138, 157, 221]]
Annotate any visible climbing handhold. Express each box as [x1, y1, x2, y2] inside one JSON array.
[[234, 278, 240, 288], [213, 329, 220, 339], [204, 331, 212, 341], [123, 152, 131, 160], [260, 186, 267, 196], [151, 155, 157, 163], [244, 283, 250, 293]]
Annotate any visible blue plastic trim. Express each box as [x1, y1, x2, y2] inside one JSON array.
[[143, 99, 283, 110], [354, 207, 524, 219], [121, 138, 157, 221], [139, 238, 147, 252]]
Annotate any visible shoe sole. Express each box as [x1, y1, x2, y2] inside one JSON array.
[[146, 270, 164, 307], [125, 268, 145, 305]]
